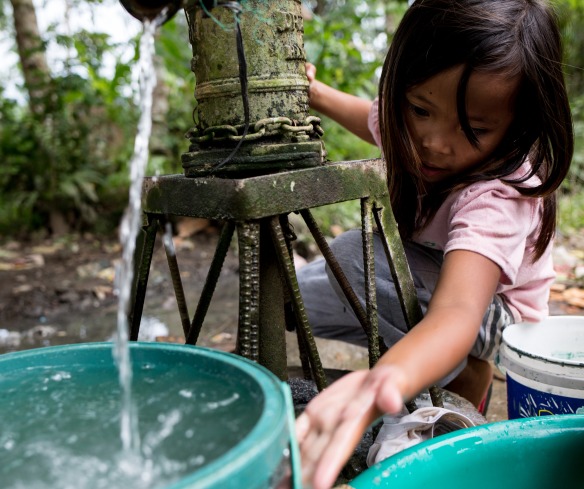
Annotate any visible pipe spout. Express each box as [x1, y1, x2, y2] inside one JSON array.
[[119, 0, 182, 24]]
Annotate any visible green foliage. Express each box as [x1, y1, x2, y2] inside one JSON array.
[[303, 1, 407, 164], [0, 2, 197, 237], [319, 116, 381, 162], [564, 96, 584, 192], [301, 1, 406, 235], [150, 14, 196, 175], [1, 0, 583, 239], [304, 1, 407, 97], [555, 0, 584, 95], [0, 0, 10, 32], [559, 189, 584, 234], [553, 0, 584, 234], [0, 28, 139, 236]]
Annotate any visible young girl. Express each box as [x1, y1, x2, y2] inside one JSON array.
[[295, 1, 574, 488]]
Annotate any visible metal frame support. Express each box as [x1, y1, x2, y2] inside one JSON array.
[[128, 159, 442, 406]]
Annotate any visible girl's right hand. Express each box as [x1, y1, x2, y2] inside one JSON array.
[[295, 365, 406, 489]]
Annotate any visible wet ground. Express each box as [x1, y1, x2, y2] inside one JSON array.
[[1, 221, 583, 425]]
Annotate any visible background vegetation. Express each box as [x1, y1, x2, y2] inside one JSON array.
[[0, 0, 582, 239]]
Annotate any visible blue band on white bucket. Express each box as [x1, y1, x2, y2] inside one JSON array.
[[506, 375, 584, 418]]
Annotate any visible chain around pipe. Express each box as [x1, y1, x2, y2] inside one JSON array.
[[186, 116, 324, 144]]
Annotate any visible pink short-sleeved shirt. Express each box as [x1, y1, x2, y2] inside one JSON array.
[[368, 100, 554, 323]]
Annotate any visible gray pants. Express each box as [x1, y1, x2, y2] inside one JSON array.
[[297, 230, 513, 386]]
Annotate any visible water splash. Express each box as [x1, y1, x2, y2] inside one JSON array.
[[112, 18, 157, 456]]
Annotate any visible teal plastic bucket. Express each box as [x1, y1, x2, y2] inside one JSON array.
[[0, 342, 300, 489], [497, 316, 584, 419], [349, 415, 584, 489]]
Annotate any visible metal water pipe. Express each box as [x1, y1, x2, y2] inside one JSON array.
[[119, 0, 438, 411], [119, 0, 325, 176]]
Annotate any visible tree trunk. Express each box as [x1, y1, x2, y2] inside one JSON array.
[[9, 0, 53, 116], [9, 0, 71, 235]]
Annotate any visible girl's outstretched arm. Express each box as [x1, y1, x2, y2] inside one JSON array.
[[296, 249, 501, 489], [305, 63, 376, 144]]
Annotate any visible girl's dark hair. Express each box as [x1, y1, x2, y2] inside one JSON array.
[[378, 0, 573, 260]]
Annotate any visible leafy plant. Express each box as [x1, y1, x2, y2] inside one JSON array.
[[0, 30, 139, 236], [299, 0, 406, 239], [1, 0, 582, 240]]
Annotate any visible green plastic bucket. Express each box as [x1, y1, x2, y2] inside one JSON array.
[[349, 415, 584, 489], [497, 316, 584, 419], [0, 342, 300, 489]]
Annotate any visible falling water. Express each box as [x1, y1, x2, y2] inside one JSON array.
[[112, 18, 157, 457], [0, 9, 267, 489]]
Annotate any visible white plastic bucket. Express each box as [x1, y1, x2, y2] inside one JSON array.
[[497, 316, 584, 419]]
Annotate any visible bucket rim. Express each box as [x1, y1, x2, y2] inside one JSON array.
[[348, 415, 584, 488], [504, 342, 584, 369], [0, 342, 292, 489], [497, 342, 584, 390], [502, 316, 584, 367]]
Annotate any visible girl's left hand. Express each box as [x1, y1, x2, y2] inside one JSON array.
[[305, 62, 317, 84], [295, 365, 405, 489]]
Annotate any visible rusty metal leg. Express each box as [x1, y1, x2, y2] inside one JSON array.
[[128, 214, 158, 341], [300, 209, 372, 339], [185, 221, 235, 345], [372, 203, 423, 329], [373, 198, 443, 408], [284, 296, 312, 380], [269, 215, 327, 391], [279, 215, 313, 380], [237, 222, 260, 362], [361, 198, 381, 367], [294, 323, 313, 380], [257, 218, 288, 380], [160, 219, 191, 337]]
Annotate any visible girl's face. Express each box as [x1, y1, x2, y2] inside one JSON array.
[[404, 65, 520, 183]]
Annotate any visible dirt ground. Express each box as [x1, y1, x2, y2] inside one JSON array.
[[1, 220, 583, 424]]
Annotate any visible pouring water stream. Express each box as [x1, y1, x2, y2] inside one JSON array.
[[113, 18, 157, 456], [0, 11, 272, 489]]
